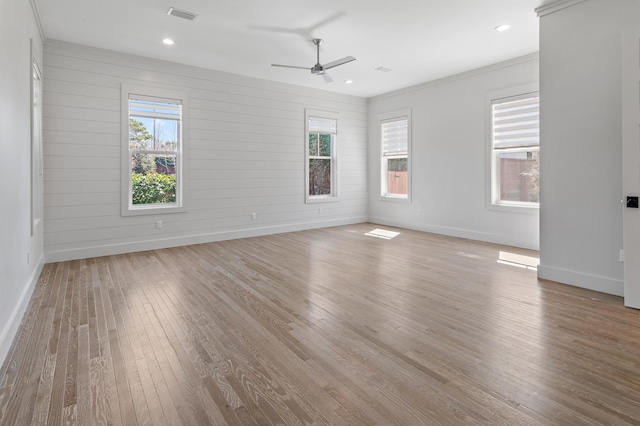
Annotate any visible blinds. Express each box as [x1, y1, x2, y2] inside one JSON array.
[[129, 96, 181, 120], [381, 117, 408, 156], [492, 94, 539, 150], [309, 117, 337, 134]]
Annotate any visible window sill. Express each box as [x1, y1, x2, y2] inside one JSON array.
[[487, 202, 539, 214], [122, 203, 187, 217], [306, 195, 339, 204], [380, 194, 410, 203]]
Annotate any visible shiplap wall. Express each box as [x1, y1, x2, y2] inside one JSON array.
[[43, 41, 367, 262]]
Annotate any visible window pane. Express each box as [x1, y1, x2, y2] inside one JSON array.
[[388, 158, 407, 172], [130, 153, 177, 205], [129, 118, 153, 150], [309, 159, 331, 195], [386, 158, 408, 195], [309, 133, 319, 156], [499, 150, 539, 203], [319, 134, 331, 157], [130, 116, 178, 151]]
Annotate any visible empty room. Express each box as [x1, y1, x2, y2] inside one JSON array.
[[2, 0, 640, 424]]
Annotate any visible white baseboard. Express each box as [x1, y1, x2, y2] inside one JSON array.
[[537, 264, 624, 297], [0, 253, 45, 369], [45, 217, 368, 263], [368, 216, 539, 250]]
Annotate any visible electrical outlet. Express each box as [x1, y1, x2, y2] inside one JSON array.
[[156, 220, 163, 229], [620, 249, 625, 262], [318, 208, 322, 214], [251, 212, 257, 220]]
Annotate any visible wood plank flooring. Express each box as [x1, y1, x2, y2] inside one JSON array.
[[2, 223, 640, 425]]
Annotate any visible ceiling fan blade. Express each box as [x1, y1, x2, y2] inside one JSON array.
[[323, 56, 356, 70], [322, 73, 333, 83], [271, 64, 311, 70]]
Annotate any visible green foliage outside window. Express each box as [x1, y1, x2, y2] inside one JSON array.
[[131, 172, 176, 204]]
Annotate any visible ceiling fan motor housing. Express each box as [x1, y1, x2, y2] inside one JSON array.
[[311, 64, 325, 75]]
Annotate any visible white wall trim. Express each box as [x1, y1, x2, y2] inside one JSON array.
[[537, 265, 624, 297], [535, 0, 587, 17], [369, 216, 539, 250], [28, 0, 46, 43], [45, 217, 367, 263], [0, 253, 45, 368], [368, 53, 539, 102]]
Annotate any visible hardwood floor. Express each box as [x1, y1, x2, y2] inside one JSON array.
[[1, 223, 639, 425]]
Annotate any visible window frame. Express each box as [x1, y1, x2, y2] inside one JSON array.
[[121, 84, 188, 216], [305, 109, 339, 203], [486, 86, 539, 212], [30, 43, 43, 236], [379, 109, 411, 202]]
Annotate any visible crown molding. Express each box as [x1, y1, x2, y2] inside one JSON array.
[[535, 0, 588, 17], [29, 0, 46, 43]]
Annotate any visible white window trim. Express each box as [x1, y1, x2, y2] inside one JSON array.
[[121, 84, 188, 216], [305, 108, 339, 204], [485, 84, 539, 213], [31, 42, 43, 236], [379, 109, 411, 202]]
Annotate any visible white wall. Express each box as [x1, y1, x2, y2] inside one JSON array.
[[0, 0, 44, 366], [368, 55, 540, 250], [538, 0, 640, 296], [43, 41, 368, 262]]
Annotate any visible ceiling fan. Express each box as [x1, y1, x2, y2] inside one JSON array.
[[271, 39, 356, 83]]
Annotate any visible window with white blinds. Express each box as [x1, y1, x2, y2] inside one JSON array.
[[305, 109, 338, 202], [380, 112, 410, 199], [121, 85, 188, 216], [490, 93, 540, 206]]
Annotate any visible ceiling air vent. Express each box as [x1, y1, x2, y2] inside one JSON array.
[[167, 7, 198, 21]]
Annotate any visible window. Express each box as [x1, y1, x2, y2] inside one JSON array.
[[305, 109, 338, 202], [380, 110, 410, 199], [121, 85, 187, 215], [490, 93, 540, 207]]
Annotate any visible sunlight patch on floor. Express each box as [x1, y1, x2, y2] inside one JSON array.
[[365, 228, 400, 240], [497, 251, 539, 271]]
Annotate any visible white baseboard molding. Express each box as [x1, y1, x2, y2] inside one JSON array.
[[45, 217, 368, 263], [537, 264, 624, 297], [0, 253, 45, 368], [368, 216, 539, 251]]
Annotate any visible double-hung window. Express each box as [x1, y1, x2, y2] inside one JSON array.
[[490, 93, 540, 207], [305, 109, 338, 202], [121, 85, 187, 215], [380, 110, 410, 199]]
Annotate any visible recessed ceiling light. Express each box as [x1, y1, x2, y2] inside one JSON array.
[[163, 38, 175, 45], [344, 80, 353, 84], [495, 24, 511, 32]]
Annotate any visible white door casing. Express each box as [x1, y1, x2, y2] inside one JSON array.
[[622, 29, 640, 309]]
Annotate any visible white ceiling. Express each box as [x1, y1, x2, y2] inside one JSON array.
[[33, 0, 547, 98]]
